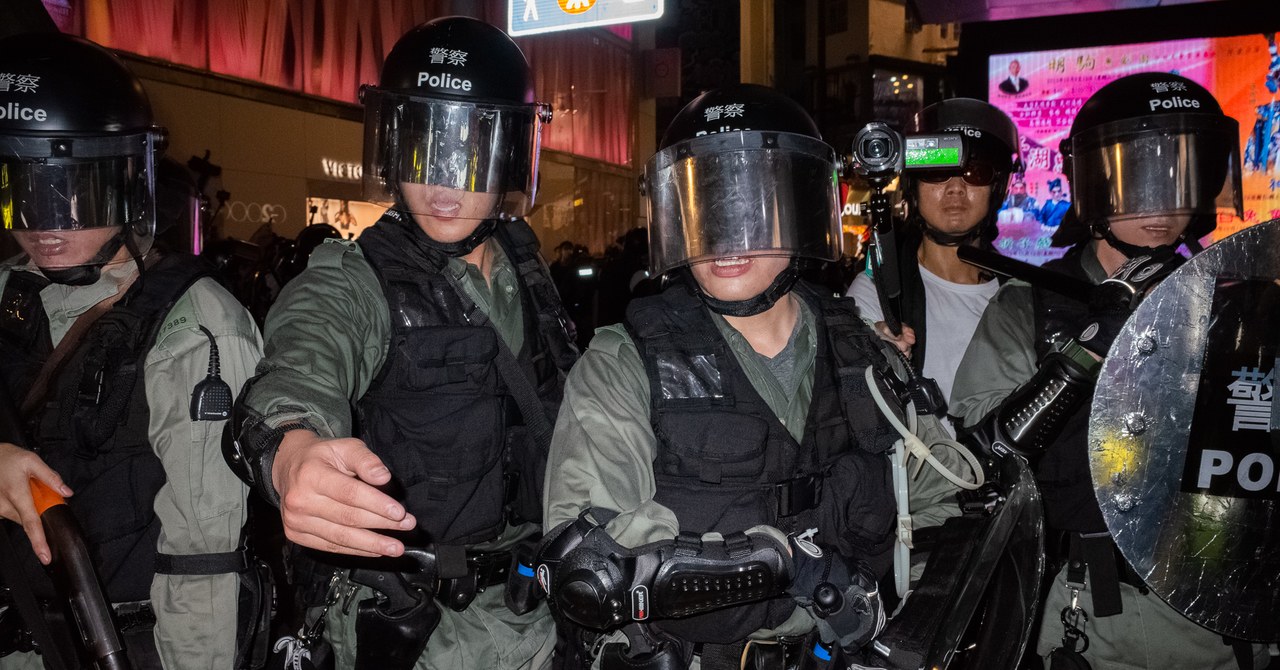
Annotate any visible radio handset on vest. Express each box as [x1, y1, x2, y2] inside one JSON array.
[[190, 325, 233, 421]]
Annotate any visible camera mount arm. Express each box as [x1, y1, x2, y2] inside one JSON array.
[[866, 185, 904, 336]]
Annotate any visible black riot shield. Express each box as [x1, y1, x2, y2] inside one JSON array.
[[1090, 219, 1280, 643], [865, 453, 1044, 669]]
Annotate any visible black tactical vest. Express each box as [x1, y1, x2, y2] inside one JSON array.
[[0, 255, 213, 603], [1031, 247, 1108, 534], [355, 213, 577, 546], [624, 280, 902, 644]]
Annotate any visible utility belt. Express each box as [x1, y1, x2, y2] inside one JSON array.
[[349, 548, 535, 612], [437, 549, 517, 611], [319, 543, 541, 670], [1059, 531, 1146, 618]]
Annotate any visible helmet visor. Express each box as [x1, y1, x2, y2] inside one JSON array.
[[1, 130, 159, 266], [644, 131, 842, 275], [361, 87, 549, 220], [1069, 114, 1242, 229]]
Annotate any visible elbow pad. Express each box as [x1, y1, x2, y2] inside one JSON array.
[[534, 513, 791, 630], [966, 342, 1099, 459]]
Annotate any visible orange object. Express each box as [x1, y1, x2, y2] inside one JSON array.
[[29, 479, 66, 516]]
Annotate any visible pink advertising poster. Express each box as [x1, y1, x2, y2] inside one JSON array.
[[989, 33, 1280, 265]]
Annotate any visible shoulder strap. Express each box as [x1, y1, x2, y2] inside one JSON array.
[[360, 214, 561, 448], [20, 272, 138, 417], [443, 241, 558, 452], [494, 219, 578, 372], [896, 228, 928, 371], [799, 283, 903, 455]]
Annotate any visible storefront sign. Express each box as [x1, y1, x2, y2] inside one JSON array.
[[508, 0, 663, 37], [321, 158, 362, 182], [226, 201, 288, 224]]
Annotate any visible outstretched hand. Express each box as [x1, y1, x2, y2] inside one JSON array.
[[272, 430, 417, 557], [0, 442, 73, 564]]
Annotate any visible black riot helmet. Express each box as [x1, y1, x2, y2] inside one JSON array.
[[0, 32, 164, 285], [643, 85, 841, 316], [280, 223, 342, 284], [904, 98, 1022, 246], [1053, 72, 1242, 256], [361, 16, 551, 254]]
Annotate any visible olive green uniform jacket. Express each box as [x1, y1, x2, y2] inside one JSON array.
[[950, 244, 1270, 670], [0, 258, 262, 670], [544, 294, 970, 660], [237, 239, 554, 670]]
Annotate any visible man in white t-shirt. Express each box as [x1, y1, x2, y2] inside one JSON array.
[[848, 98, 1021, 430]]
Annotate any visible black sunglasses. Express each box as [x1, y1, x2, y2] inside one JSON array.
[[914, 161, 998, 187]]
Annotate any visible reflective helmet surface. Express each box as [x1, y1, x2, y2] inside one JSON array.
[[904, 98, 1022, 242], [154, 156, 201, 254], [1062, 72, 1241, 242], [0, 32, 163, 274], [644, 84, 842, 274], [361, 16, 550, 223]]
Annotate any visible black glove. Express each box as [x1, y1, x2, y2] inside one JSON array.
[[1077, 251, 1183, 357], [787, 536, 885, 653]]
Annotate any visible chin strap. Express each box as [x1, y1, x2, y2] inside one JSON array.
[[688, 259, 800, 317], [407, 213, 499, 257], [1091, 219, 1185, 260], [41, 233, 127, 286]]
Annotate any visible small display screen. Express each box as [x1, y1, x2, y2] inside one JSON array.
[[904, 134, 964, 169]]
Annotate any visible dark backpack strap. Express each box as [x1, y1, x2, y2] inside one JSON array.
[[799, 283, 901, 456], [494, 219, 579, 372], [361, 214, 562, 450], [439, 251, 559, 453], [895, 227, 928, 371], [67, 254, 212, 455], [22, 285, 123, 419]]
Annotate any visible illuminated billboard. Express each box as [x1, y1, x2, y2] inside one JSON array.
[[989, 33, 1279, 265]]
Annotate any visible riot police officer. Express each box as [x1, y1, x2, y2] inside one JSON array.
[[226, 16, 576, 670], [951, 73, 1271, 669], [537, 84, 975, 670], [846, 98, 1021, 432], [0, 33, 265, 668]]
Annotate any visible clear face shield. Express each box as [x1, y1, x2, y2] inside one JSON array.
[[642, 131, 843, 275], [0, 130, 160, 271], [361, 87, 551, 224], [1069, 114, 1243, 235]]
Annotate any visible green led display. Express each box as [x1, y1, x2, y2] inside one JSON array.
[[905, 146, 962, 168]]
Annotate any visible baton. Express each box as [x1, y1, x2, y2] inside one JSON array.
[[33, 480, 131, 670], [957, 246, 1095, 304], [0, 380, 130, 669]]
